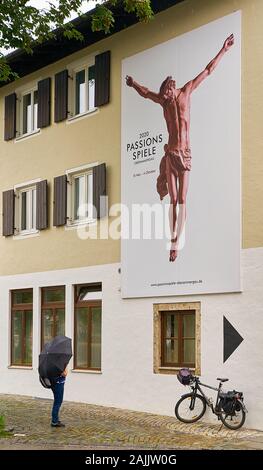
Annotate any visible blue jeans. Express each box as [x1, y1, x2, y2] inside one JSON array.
[[51, 382, 65, 424]]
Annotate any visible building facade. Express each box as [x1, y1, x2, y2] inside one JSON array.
[[0, 0, 263, 430]]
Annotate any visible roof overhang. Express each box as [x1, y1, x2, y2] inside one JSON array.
[[1, 0, 184, 88]]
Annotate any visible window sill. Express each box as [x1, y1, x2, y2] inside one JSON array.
[[155, 366, 197, 375], [13, 230, 40, 240], [15, 129, 40, 142], [65, 219, 97, 230], [67, 107, 98, 123], [71, 369, 102, 375], [8, 366, 33, 370], [159, 367, 196, 370]]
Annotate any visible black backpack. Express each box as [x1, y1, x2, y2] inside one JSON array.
[[39, 376, 52, 389]]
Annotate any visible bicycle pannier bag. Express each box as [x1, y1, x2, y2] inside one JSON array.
[[220, 391, 236, 415], [177, 368, 192, 385]]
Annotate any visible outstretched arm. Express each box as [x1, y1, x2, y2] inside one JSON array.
[[186, 34, 234, 93], [126, 75, 162, 104]]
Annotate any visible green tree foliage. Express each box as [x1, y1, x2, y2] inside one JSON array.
[[0, 0, 153, 82]]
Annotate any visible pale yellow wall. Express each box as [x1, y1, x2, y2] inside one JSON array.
[[0, 0, 262, 276]]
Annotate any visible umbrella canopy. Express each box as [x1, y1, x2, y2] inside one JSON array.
[[38, 335, 72, 379]]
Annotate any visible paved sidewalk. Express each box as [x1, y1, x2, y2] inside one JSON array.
[[0, 394, 263, 450]]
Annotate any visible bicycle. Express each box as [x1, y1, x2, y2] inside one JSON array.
[[175, 368, 247, 430]]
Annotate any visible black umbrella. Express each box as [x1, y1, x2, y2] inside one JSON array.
[[38, 335, 72, 379]]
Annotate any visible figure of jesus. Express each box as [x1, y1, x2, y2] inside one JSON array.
[[126, 34, 234, 262]]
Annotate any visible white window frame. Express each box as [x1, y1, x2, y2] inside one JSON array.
[[18, 86, 39, 138], [66, 164, 97, 227], [68, 57, 97, 120], [14, 179, 40, 236]]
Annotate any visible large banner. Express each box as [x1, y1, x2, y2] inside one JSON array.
[[121, 12, 241, 298]]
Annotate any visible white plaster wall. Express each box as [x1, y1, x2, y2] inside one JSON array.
[[0, 247, 262, 429]]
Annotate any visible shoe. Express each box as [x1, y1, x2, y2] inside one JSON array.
[[51, 421, 65, 427]]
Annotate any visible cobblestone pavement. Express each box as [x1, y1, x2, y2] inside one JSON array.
[[0, 394, 263, 450]]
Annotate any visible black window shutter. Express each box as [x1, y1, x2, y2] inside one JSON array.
[[36, 180, 48, 230], [95, 51, 110, 107], [4, 93, 16, 141], [53, 175, 67, 226], [37, 78, 51, 128], [93, 163, 107, 219], [2, 189, 15, 236], [55, 70, 68, 122]]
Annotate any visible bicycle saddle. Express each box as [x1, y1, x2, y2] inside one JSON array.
[[217, 378, 229, 382]]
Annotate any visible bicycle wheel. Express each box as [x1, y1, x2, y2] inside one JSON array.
[[219, 400, 246, 430], [175, 393, 206, 423]]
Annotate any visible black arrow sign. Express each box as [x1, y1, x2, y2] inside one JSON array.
[[223, 316, 244, 363]]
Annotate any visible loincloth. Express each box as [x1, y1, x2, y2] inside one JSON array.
[[156, 147, 192, 200]]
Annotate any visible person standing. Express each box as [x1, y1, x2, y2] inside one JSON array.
[[126, 34, 234, 262], [50, 367, 68, 427]]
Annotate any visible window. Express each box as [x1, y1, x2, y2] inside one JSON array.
[[54, 51, 110, 125], [15, 185, 37, 235], [73, 64, 95, 116], [3, 179, 48, 238], [153, 303, 201, 375], [67, 166, 94, 225], [21, 89, 38, 135], [53, 163, 106, 228], [74, 284, 102, 370], [161, 311, 195, 367], [11, 289, 33, 366], [41, 286, 65, 348]]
